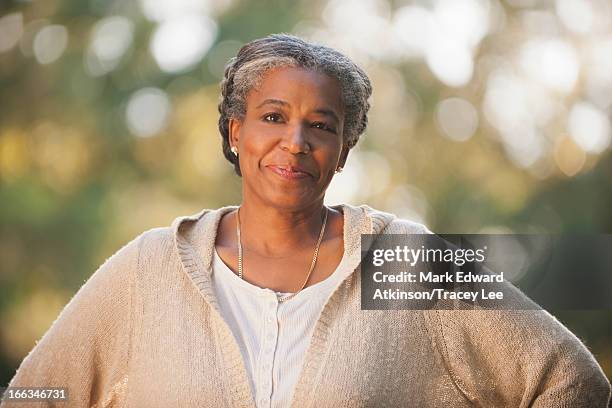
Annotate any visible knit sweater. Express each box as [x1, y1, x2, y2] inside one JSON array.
[[2, 204, 610, 407]]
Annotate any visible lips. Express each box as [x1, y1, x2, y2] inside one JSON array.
[[266, 164, 312, 180]]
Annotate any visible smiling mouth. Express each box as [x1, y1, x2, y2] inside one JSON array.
[[266, 165, 312, 180]]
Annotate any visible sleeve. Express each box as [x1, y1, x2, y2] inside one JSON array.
[[426, 308, 611, 407], [1, 234, 143, 408], [389, 218, 610, 406]]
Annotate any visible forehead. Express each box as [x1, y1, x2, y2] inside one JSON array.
[[246, 66, 344, 115]]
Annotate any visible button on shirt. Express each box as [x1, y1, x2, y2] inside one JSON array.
[[212, 248, 348, 408]]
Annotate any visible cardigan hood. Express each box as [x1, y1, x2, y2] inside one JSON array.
[[170, 203, 400, 311]]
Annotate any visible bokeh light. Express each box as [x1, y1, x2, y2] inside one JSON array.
[[568, 101, 611, 154], [0, 13, 23, 53], [435, 97, 479, 142], [85, 16, 134, 77], [519, 38, 579, 93], [33, 24, 68, 65], [126, 88, 172, 137], [556, 0, 594, 34], [150, 15, 217, 73]]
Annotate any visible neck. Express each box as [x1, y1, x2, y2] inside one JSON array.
[[237, 200, 327, 257]]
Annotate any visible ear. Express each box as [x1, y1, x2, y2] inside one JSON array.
[[228, 117, 241, 148], [337, 145, 350, 168]]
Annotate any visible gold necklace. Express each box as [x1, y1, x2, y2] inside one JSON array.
[[236, 206, 329, 302]]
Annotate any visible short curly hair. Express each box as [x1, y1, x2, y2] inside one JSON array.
[[218, 33, 373, 176]]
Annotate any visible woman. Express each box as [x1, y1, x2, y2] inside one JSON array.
[[3, 34, 610, 408]]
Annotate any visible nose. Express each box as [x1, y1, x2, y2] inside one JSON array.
[[280, 123, 311, 154]]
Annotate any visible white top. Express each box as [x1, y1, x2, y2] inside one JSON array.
[[211, 247, 348, 408]]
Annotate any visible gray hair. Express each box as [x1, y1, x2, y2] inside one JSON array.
[[218, 33, 373, 176]]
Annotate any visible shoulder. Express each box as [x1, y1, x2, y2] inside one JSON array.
[[384, 218, 433, 235], [136, 207, 214, 255], [139, 226, 175, 252], [352, 203, 433, 235]]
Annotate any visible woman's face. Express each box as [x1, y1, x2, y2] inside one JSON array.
[[229, 66, 349, 210]]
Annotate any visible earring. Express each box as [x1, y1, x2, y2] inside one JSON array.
[[231, 146, 238, 156], [335, 166, 343, 174]]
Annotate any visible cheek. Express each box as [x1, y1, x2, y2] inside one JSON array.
[[314, 149, 340, 177], [241, 123, 277, 156]]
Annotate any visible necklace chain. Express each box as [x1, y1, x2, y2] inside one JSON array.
[[236, 206, 329, 302]]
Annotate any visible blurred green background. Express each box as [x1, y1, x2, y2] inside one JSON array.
[[1, 0, 611, 387]]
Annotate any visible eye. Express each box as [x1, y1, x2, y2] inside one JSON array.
[[312, 122, 336, 134], [262, 113, 283, 123]]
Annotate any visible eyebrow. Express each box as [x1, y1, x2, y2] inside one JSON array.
[[256, 99, 341, 124], [313, 108, 340, 124], [255, 99, 290, 109]]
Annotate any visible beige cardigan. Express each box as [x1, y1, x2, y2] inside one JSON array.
[[2, 204, 610, 407]]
